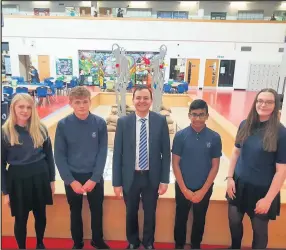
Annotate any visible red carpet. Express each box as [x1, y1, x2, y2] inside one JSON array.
[[2, 236, 228, 249], [37, 96, 70, 119]]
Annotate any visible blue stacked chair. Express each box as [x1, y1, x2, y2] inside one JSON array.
[[163, 84, 172, 93], [35, 86, 49, 105], [55, 80, 64, 95], [3, 86, 13, 97], [177, 84, 186, 94], [16, 87, 28, 94]]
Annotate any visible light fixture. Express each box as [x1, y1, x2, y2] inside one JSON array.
[[130, 1, 147, 7], [180, 1, 197, 5], [230, 1, 247, 8], [281, 2, 286, 8], [81, 1, 91, 7], [33, 1, 51, 5]]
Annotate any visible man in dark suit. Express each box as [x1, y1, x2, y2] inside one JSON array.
[[112, 85, 171, 249]]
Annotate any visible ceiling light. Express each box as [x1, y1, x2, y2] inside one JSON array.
[[230, 2, 247, 8]]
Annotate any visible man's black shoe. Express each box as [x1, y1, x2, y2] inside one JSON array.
[[143, 244, 155, 249], [72, 241, 84, 249], [126, 243, 140, 249], [91, 240, 110, 249], [175, 244, 184, 249], [36, 243, 46, 249]]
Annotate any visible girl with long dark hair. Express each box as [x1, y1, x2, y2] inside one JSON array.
[[226, 88, 286, 249]]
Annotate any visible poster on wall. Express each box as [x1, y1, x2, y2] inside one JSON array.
[[4, 56, 11, 75], [65, 7, 80, 16], [56, 58, 73, 76], [34, 8, 50, 16], [78, 50, 159, 85]]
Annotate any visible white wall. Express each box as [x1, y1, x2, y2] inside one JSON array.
[[2, 16, 285, 89], [281, 86, 286, 126], [279, 43, 286, 125]]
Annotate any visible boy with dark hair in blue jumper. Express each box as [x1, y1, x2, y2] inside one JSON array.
[[54, 86, 109, 249]]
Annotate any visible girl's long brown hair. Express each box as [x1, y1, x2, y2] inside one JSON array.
[[235, 88, 280, 152]]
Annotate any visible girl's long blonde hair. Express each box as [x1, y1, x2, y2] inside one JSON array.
[[2, 93, 47, 148]]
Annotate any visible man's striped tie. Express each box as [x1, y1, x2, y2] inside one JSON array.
[[139, 118, 148, 170]]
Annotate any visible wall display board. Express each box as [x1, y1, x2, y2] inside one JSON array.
[[56, 58, 73, 76], [78, 50, 159, 85]]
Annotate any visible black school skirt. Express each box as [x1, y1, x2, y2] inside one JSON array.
[[7, 159, 53, 217], [226, 175, 280, 220]]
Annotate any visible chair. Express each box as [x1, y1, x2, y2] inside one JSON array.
[[16, 87, 28, 94], [163, 84, 172, 93], [44, 77, 54, 81], [55, 80, 64, 95], [177, 84, 186, 94], [47, 85, 56, 102], [44, 78, 51, 85], [18, 77, 25, 83], [183, 83, 189, 92], [35, 86, 49, 105], [66, 79, 77, 94], [3, 93, 12, 103], [3, 86, 13, 96]]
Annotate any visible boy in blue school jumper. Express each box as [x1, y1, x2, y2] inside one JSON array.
[[172, 99, 222, 249], [54, 86, 109, 249]]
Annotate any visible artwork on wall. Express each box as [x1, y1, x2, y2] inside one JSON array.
[[78, 50, 159, 85], [65, 7, 80, 16], [34, 8, 50, 16], [128, 51, 159, 85], [56, 58, 73, 76]]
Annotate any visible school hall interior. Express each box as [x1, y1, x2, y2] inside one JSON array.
[[1, 1, 286, 249]]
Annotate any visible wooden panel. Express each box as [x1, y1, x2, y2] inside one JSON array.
[[38, 55, 50, 82], [99, 93, 191, 108], [2, 193, 286, 248], [185, 59, 200, 87], [204, 59, 219, 87]]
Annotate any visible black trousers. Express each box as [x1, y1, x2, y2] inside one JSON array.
[[228, 204, 269, 249], [14, 206, 46, 249], [174, 183, 213, 248], [123, 171, 159, 247], [65, 172, 104, 245]]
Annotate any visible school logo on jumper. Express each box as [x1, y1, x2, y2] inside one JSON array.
[[92, 132, 97, 138], [206, 142, 211, 148]]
